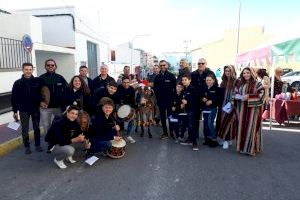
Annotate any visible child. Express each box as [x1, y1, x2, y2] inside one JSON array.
[[201, 74, 221, 148], [180, 74, 199, 151], [136, 85, 154, 138], [170, 82, 186, 143]]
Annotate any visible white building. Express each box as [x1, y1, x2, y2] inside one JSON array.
[[0, 6, 109, 115]]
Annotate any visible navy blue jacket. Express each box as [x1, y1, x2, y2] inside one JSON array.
[[171, 92, 184, 114], [11, 75, 42, 113], [154, 70, 176, 107], [182, 84, 199, 112], [91, 112, 117, 141], [116, 85, 136, 108], [200, 85, 221, 109], [39, 72, 67, 108], [191, 68, 217, 94], [91, 75, 115, 94], [62, 88, 91, 113], [45, 116, 81, 146]]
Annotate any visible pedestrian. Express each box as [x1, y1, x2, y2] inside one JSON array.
[[191, 58, 217, 141], [177, 58, 190, 83], [153, 60, 176, 139], [39, 58, 67, 133], [116, 76, 137, 143], [200, 74, 221, 148], [45, 105, 87, 169], [217, 65, 238, 149], [62, 75, 91, 114], [79, 65, 93, 90], [234, 67, 265, 156], [11, 62, 43, 154], [180, 74, 200, 150], [91, 64, 115, 94], [117, 65, 136, 85]]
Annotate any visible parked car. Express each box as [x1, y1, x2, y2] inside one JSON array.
[[282, 71, 300, 91], [282, 68, 293, 75]]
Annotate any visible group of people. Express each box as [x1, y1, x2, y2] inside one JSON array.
[[11, 57, 269, 169]]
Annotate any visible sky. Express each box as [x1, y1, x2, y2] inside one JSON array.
[[1, 0, 300, 54]]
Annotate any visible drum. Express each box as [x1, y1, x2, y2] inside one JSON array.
[[107, 139, 126, 159], [41, 86, 50, 105], [117, 105, 135, 121]]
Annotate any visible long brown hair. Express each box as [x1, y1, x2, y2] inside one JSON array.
[[220, 65, 236, 89], [239, 67, 257, 85], [68, 75, 90, 95]]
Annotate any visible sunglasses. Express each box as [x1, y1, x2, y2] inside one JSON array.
[[159, 64, 166, 67], [198, 63, 206, 65], [47, 64, 55, 67]]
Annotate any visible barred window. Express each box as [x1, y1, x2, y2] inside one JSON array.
[[0, 37, 32, 70]]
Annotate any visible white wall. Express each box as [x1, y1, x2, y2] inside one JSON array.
[[115, 43, 142, 66], [0, 71, 23, 93]]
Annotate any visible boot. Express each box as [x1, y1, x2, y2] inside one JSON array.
[[148, 127, 152, 138]]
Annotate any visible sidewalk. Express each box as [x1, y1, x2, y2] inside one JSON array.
[[0, 114, 44, 157]]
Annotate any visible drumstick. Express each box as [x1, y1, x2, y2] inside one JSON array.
[[113, 112, 121, 137]]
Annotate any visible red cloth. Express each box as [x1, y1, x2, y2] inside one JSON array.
[[262, 99, 300, 124]]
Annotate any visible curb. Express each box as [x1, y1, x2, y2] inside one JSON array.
[[0, 128, 45, 157]]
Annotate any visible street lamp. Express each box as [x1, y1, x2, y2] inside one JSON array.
[[130, 34, 150, 73], [236, 0, 241, 55]]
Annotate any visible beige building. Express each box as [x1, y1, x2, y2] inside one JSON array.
[[191, 26, 273, 71]]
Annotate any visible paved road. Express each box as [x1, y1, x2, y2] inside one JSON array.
[[0, 127, 300, 200]]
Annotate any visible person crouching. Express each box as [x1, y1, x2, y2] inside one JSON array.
[[45, 105, 86, 169], [85, 97, 121, 158]]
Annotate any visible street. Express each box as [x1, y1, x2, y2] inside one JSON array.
[[0, 126, 300, 200]]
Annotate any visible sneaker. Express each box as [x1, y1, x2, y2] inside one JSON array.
[[35, 146, 43, 152], [126, 136, 136, 143], [66, 156, 76, 163], [47, 145, 55, 153], [192, 144, 199, 151], [24, 147, 32, 154], [222, 141, 229, 149], [180, 139, 192, 146], [160, 133, 168, 140], [54, 158, 67, 169]]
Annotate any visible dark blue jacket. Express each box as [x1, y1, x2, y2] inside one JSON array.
[[11, 75, 42, 113], [91, 75, 115, 94], [91, 112, 117, 141], [45, 116, 81, 146], [200, 85, 221, 109], [62, 88, 91, 113], [116, 85, 136, 108], [154, 70, 176, 107], [182, 84, 199, 112], [191, 68, 217, 94], [171, 92, 184, 114], [39, 72, 67, 108]]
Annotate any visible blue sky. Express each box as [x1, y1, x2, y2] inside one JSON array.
[[1, 0, 299, 53]]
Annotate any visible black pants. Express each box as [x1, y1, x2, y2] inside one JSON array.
[[158, 105, 172, 134], [19, 111, 40, 148]]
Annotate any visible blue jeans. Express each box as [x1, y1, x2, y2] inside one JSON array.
[[203, 108, 217, 141], [89, 138, 112, 153]]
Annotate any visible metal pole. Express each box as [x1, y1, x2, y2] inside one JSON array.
[[236, 0, 241, 55]]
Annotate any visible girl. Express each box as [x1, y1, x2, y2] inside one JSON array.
[[235, 67, 265, 156], [217, 65, 238, 149], [201, 74, 221, 148]]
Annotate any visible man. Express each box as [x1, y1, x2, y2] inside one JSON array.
[[177, 58, 190, 83], [92, 64, 115, 94], [39, 58, 67, 133], [116, 76, 136, 143], [154, 60, 176, 139], [45, 105, 86, 169], [11, 63, 43, 154], [147, 64, 160, 124], [79, 65, 93, 90], [117, 65, 136, 85], [190, 58, 216, 142]]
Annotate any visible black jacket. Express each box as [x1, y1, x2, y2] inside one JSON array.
[[62, 88, 91, 113], [177, 67, 190, 83], [154, 70, 176, 107], [11, 75, 42, 113], [171, 92, 184, 114], [92, 75, 115, 94], [200, 85, 221, 109], [116, 85, 136, 108], [191, 68, 217, 93], [91, 112, 117, 141], [45, 116, 81, 146], [39, 72, 67, 108], [182, 84, 199, 112]]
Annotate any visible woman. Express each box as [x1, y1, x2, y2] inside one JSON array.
[[62, 75, 91, 113], [257, 69, 270, 104], [217, 65, 238, 149], [273, 67, 284, 97], [45, 105, 86, 169], [234, 67, 265, 156]]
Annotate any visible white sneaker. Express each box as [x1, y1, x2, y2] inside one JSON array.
[[126, 136, 136, 144], [54, 158, 67, 169], [222, 141, 229, 149], [66, 156, 76, 164]]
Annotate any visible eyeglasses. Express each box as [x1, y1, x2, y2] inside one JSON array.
[[47, 64, 55, 67], [198, 63, 206, 65], [159, 65, 166, 67]]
